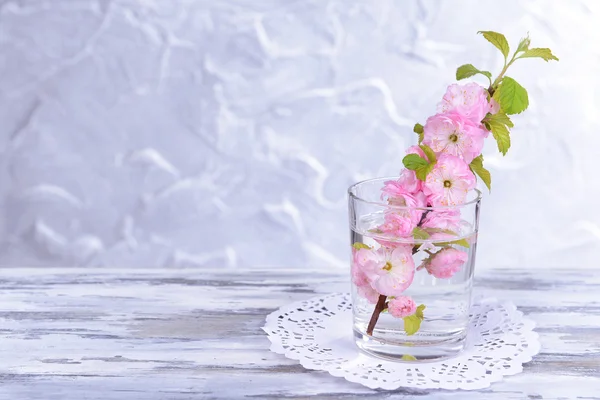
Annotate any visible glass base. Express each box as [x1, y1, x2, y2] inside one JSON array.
[[353, 328, 467, 362]]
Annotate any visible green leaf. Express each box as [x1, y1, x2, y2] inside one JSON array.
[[403, 315, 422, 336], [424, 228, 458, 236], [435, 239, 471, 248], [454, 239, 470, 248], [415, 163, 434, 181], [401, 354, 417, 361], [449, 238, 470, 248], [403, 304, 426, 335], [486, 112, 514, 128], [478, 31, 510, 59], [352, 242, 371, 250], [519, 47, 559, 62], [516, 35, 531, 53], [483, 112, 514, 156], [487, 117, 511, 155], [494, 77, 529, 115], [469, 155, 492, 192], [402, 154, 429, 170], [419, 144, 437, 164], [455, 64, 492, 82], [412, 227, 430, 240]]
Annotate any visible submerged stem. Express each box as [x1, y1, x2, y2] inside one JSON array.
[[366, 294, 387, 336]]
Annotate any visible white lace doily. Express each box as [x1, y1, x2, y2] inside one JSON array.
[[262, 293, 540, 390]]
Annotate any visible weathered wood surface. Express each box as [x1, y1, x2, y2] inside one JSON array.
[[0, 267, 599, 399]]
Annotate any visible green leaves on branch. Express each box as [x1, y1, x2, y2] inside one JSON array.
[[423, 228, 458, 236], [403, 314, 422, 336], [488, 121, 510, 155], [436, 238, 471, 248], [513, 34, 559, 61], [484, 112, 513, 155], [402, 154, 428, 170], [456, 64, 492, 84], [352, 242, 371, 250], [476, 32, 557, 108], [403, 304, 426, 335], [469, 155, 492, 192], [467, 31, 557, 156], [419, 228, 470, 248], [415, 165, 433, 181], [519, 48, 559, 62], [412, 227, 430, 241], [486, 112, 514, 128], [402, 144, 437, 181], [494, 77, 529, 115], [478, 31, 510, 60], [419, 144, 436, 164], [516, 35, 531, 54]]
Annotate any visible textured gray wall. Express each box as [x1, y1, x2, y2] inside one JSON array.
[[0, 0, 598, 268]]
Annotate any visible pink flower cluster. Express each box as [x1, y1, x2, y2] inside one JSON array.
[[352, 245, 415, 299], [418, 247, 468, 279], [351, 83, 491, 318], [351, 245, 419, 317], [388, 296, 416, 318], [379, 83, 494, 236]]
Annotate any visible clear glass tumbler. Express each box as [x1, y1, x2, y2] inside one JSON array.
[[348, 177, 481, 361]]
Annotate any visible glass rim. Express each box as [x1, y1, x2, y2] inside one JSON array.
[[348, 176, 482, 210]]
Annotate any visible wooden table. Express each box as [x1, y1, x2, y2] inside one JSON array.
[[1, 267, 599, 399]]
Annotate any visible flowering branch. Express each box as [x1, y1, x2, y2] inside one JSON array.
[[353, 31, 557, 340]]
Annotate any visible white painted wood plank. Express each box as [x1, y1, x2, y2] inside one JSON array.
[[0, 267, 598, 399]]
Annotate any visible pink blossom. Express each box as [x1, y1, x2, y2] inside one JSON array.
[[352, 247, 379, 282], [351, 246, 415, 298], [351, 247, 380, 304], [423, 154, 476, 206], [357, 283, 380, 304], [378, 212, 416, 238], [369, 246, 415, 296], [422, 113, 487, 164], [381, 170, 421, 198], [381, 179, 406, 198], [388, 187, 427, 210], [489, 98, 501, 115], [421, 209, 461, 232], [437, 83, 490, 124], [378, 190, 427, 239], [388, 295, 417, 318], [421, 247, 468, 279], [351, 259, 370, 287], [398, 169, 421, 194]]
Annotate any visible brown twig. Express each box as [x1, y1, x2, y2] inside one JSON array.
[[366, 294, 387, 335]]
